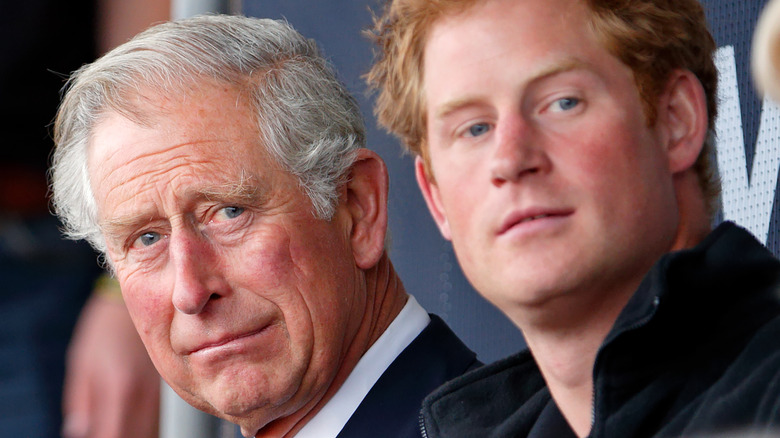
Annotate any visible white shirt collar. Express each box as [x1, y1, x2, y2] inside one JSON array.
[[294, 295, 430, 438]]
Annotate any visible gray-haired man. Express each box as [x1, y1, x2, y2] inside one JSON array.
[[50, 15, 477, 438]]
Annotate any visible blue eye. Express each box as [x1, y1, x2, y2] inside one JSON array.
[[139, 232, 160, 247], [467, 123, 491, 137], [222, 206, 244, 219], [551, 97, 580, 112]]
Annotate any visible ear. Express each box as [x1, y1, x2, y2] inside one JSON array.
[[659, 69, 709, 174], [344, 148, 388, 269], [415, 156, 452, 240]]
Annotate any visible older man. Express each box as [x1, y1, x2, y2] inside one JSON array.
[[50, 15, 477, 438], [369, 0, 780, 437]]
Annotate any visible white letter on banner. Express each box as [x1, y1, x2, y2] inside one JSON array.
[[715, 45, 780, 244]]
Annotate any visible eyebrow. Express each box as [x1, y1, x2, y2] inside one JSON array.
[[198, 172, 263, 205], [101, 214, 160, 249], [100, 172, 265, 244], [434, 58, 588, 120]]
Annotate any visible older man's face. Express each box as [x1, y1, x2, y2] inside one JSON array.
[[88, 83, 365, 429]]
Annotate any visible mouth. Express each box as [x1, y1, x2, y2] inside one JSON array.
[[518, 214, 553, 224], [186, 324, 273, 356], [497, 209, 572, 236]]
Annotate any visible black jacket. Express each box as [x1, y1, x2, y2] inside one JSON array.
[[420, 222, 780, 437], [337, 314, 480, 438]]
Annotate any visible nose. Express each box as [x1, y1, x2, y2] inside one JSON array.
[[170, 229, 228, 315], [489, 114, 549, 185]]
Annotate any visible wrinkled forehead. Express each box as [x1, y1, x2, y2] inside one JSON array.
[[96, 76, 254, 129], [93, 80, 261, 151], [85, 84, 279, 206]]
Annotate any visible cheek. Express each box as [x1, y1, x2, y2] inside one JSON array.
[[561, 127, 640, 189], [238, 243, 290, 291], [571, 135, 672, 227], [430, 165, 476, 222], [237, 226, 320, 342], [117, 269, 173, 357], [285, 222, 358, 345], [442, 184, 485, 253], [235, 221, 311, 298]]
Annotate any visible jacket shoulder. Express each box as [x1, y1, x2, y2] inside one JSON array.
[[421, 350, 548, 438]]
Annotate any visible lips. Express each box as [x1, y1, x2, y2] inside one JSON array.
[[183, 323, 273, 356], [497, 208, 572, 235]]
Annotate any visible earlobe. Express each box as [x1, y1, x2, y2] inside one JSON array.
[[415, 156, 452, 240], [345, 148, 389, 269], [661, 69, 709, 174]]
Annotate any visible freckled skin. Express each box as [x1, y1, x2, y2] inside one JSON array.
[[88, 83, 369, 435]]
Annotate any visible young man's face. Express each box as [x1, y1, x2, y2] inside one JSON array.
[[418, 0, 683, 317]]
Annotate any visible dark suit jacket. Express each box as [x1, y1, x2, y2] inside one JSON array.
[[336, 314, 480, 438]]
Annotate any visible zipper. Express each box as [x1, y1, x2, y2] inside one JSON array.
[[590, 294, 661, 435], [419, 409, 429, 438]]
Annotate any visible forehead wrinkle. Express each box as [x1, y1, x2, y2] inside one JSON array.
[[105, 169, 265, 224], [114, 138, 230, 164], [92, 115, 213, 161], [99, 158, 195, 212], [99, 136, 246, 196]]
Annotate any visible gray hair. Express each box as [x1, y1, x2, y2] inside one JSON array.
[[51, 14, 365, 254]]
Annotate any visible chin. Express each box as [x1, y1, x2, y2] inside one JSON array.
[[165, 379, 269, 425], [208, 382, 280, 417], [212, 370, 308, 425]]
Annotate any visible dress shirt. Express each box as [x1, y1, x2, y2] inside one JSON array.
[[294, 295, 430, 438]]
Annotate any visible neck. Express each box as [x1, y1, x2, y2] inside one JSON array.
[[517, 172, 711, 437], [520, 284, 635, 437], [357, 252, 411, 349], [253, 252, 408, 438]]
